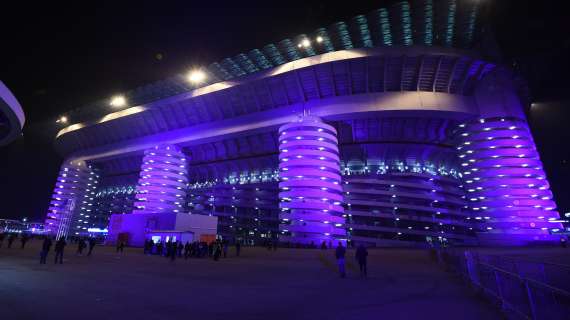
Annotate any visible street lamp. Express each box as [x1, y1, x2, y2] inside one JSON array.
[[56, 116, 68, 124]]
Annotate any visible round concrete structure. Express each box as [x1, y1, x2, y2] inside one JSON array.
[[0, 81, 25, 146]]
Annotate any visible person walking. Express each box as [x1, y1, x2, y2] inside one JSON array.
[[0, 233, 5, 248], [116, 241, 125, 254], [222, 240, 228, 258], [54, 237, 67, 264], [7, 234, 16, 248], [335, 242, 347, 278], [235, 241, 241, 257], [213, 241, 222, 261], [40, 237, 53, 264], [177, 241, 183, 258], [77, 239, 86, 256], [157, 241, 164, 256], [21, 235, 29, 249], [87, 238, 96, 256], [355, 244, 369, 278], [143, 239, 149, 255], [184, 242, 191, 259], [165, 240, 172, 258], [169, 241, 176, 262], [207, 242, 212, 258]]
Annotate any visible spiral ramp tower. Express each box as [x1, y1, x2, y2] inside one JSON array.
[[278, 116, 346, 245]]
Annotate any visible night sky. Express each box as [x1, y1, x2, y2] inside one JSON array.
[[1, 0, 569, 222]]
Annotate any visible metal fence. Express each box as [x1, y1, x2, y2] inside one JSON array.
[[434, 249, 570, 320]]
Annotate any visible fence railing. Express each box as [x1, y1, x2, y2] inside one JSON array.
[[434, 249, 570, 320]]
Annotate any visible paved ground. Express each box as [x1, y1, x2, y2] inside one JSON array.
[[0, 240, 501, 320]]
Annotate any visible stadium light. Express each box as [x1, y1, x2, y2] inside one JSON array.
[[188, 70, 206, 84], [56, 116, 68, 124], [298, 39, 311, 48], [110, 95, 126, 108], [316, 36, 323, 43]]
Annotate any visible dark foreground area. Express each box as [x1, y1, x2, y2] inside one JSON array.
[[0, 240, 500, 320]]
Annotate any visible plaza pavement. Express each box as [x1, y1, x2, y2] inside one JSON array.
[[0, 240, 501, 320]]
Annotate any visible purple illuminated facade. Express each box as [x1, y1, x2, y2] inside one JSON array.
[[45, 160, 99, 239], [279, 116, 346, 245], [133, 145, 188, 215], [456, 118, 560, 245], [45, 0, 562, 246]]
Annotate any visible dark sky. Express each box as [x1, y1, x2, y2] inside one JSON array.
[[1, 0, 569, 222]]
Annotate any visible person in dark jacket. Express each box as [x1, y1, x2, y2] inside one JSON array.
[[40, 237, 53, 264], [87, 238, 96, 256], [222, 240, 229, 258], [355, 244, 369, 278], [21, 235, 29, 249], [54, 237, 67, 264], [157, 241, 164, 256], [117, 241, 125, 254], [165, 240, 172, 258], [148, 239, 155, 255], [143, 239, 149, 255], [168, 241, 176, 261], [213, 241, 222, 261], [335, 242, 346, 278], [235, 241, 241, 257], [177, 241, 183, 258], [76, 239, 86, 256], [7, 234, 16, 248], [184, 242, 191, 259]]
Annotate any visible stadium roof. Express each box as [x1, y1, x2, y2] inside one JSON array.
[[57, 1, 483, 127], [0, 81, 25, 146]]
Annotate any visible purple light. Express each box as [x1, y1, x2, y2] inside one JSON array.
[[457, 117, 562, 244], [44, 160, 98, 239], [278, 116, 346, 245], [132, 144, 188, 214]]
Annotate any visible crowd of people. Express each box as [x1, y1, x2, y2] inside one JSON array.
[[333, 242, 369, 278], [141, 238, 239, 261], [39, 236, 99, 264], [0, 233, 102, 265], [0, 233, 31, 249], [2, 232, 370, 278]]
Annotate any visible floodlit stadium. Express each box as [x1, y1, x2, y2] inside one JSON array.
[[45, 0, 562, 246]]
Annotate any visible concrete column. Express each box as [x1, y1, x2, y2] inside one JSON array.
[[45, 160, 97, 239], [459, 71, 562, 245], [132, 144, 188, 214], [278, 116, 346, 246]]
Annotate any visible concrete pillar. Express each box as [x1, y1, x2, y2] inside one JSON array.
[[45, 160, 97, 239], [278, 116, 346, 246], [132, 144, 188, 214], [459, 71, 562, 245]]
